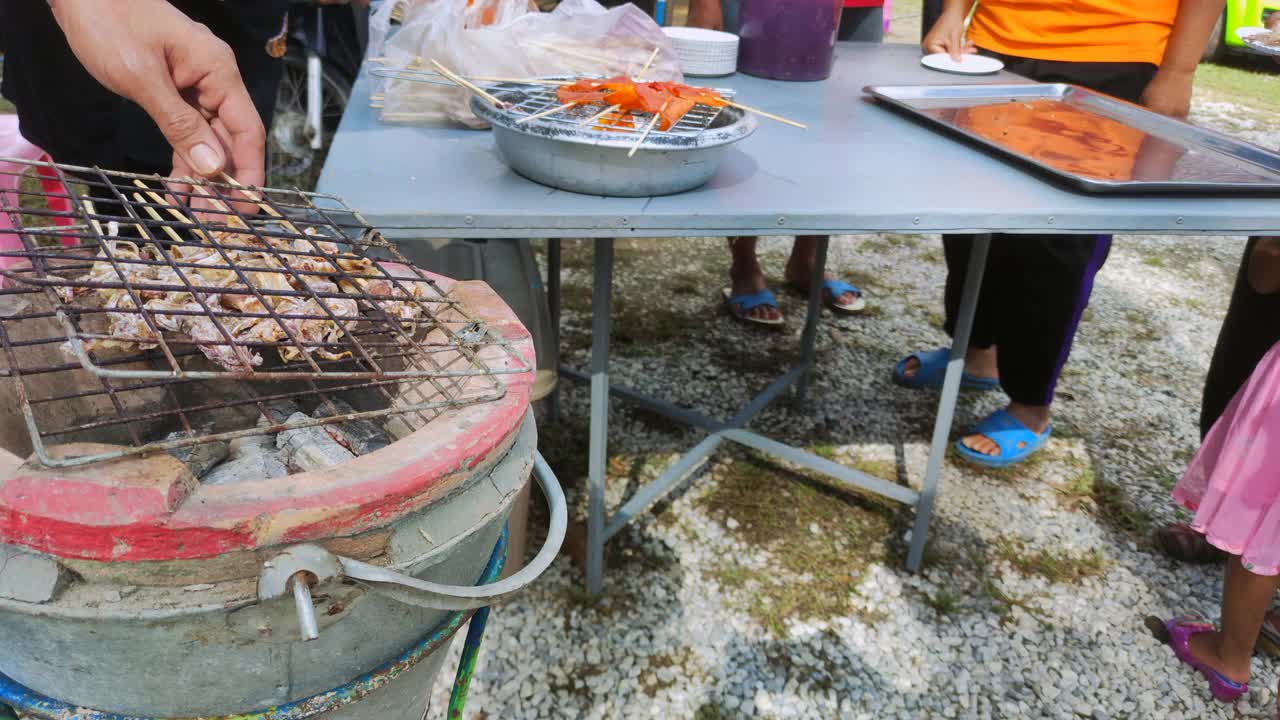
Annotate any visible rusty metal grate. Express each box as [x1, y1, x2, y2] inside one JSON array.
[[0, 158, 531, 467]]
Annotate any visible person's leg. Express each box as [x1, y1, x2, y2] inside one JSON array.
[[1160, 238, 1280, 565], [726, 236, 781, 323], [899, 234, 1003, 382], [784, 235, 861, 308], [960, 234, 1108, 457], [1187, 556, 1280, 684], [1201, 237, 1280, 436]]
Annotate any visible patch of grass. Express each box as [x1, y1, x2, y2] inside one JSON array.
[[981, 577, 1047, 622], [1124, 310, 1160, 342], [993, 539, 1107, 584], [1054, 462, 1155, 539], [700, 452, 895, 636], [1093, 475, 1156, 538], [926, 588, 962, 616], [1142, 255, 1166, 268], [613, 299, 705, 354], [926, 311, 946, 330], [1197, 60, 1280, 117], [812, 444, 837, 461], [693, 703, 734, 720], [859, 233, 922, 255], [640, 648, 695, 696]]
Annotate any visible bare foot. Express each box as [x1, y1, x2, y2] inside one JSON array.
[[1188, 628, 1252, 685], [960, 402, 1050, 458], [900, 345, 1000, 382]]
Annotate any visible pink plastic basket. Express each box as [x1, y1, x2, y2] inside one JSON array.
[[0, 115, 77, 271]]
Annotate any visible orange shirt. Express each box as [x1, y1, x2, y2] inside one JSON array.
[[967, 0, 1178, 66]]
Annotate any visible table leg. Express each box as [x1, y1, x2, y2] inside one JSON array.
[[547, 238, 562, 424], [795, 235, 829, 403], [586, 238, 614, 596], [906, 233, 990, 571]]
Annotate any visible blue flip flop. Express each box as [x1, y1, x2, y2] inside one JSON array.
[[722, 287, 784, 327], [788, 279, 867, 314], [892, 348, 1001, 391], [954, 409, 1052, 469]]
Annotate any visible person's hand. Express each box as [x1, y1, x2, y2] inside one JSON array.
[[687, 0, 724, 31], [1140, 68, 1195, 119], [49, 0, 266, 188], [922, 9, 976, 61]]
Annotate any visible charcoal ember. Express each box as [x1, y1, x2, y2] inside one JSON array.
[[261, 400, 303, 425], [202, 428, 288, 485], [313, 399, 392, 455], [276, 412, 355, 472], [164, 427, 230, 479]]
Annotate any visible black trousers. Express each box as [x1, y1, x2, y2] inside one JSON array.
[[1200, 238, 1280, 438], [942, 51, 1158, 407]]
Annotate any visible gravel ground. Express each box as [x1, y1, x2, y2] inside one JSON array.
[[422, 100, 1280, 720]]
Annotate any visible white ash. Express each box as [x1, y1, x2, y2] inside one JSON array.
[[276, 411, 355, 472], [201, 420, 288, 486]]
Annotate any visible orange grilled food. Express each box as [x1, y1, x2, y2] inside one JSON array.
[[554, 78, 727, 131]]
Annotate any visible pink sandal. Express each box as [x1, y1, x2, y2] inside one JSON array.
[[1165, 617, 1249, 702]]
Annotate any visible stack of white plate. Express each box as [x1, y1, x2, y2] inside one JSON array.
[[662, 26, 739, 77]]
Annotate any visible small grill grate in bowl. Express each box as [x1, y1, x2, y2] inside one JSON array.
[[490, 81, 733, 138]]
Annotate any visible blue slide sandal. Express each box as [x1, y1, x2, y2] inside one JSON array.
[[723, 288, 785, 328], [954, 409, 1052, 469], [892, 348, 1001, 392]]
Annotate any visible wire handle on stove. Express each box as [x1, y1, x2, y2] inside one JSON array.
[[258, 450, 566, 639]]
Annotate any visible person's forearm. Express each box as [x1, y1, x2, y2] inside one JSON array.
[[939, 0, 971, 17], [1160, 0, 1225, 73]]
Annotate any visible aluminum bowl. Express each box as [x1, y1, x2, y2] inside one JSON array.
[[470, 89, 757, 197]]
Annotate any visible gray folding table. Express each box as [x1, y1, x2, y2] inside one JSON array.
[[318, 43, 1280, 596]]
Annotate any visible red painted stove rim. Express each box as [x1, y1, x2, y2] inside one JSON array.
[[0, 274, 535, 563]]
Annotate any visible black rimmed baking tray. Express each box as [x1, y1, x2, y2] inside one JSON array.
[[865, 83, 1280, 194]]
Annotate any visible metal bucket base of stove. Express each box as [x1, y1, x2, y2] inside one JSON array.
[[491, 125, 733, 197], [0, 529, 508, 720], [0, 416, 536, 718]]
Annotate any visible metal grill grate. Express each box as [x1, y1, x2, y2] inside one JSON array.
[[0, 159, 531, 467], [489, 82, 731, 137]]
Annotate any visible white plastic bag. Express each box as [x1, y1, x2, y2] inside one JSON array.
[[370, 0, 683, 128]]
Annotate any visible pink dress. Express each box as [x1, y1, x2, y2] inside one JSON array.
[[1175, 340, 1280, 575]]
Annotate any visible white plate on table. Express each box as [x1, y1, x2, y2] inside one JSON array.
[[1236, 27, 1280, 56], [920, 52, 1004, 75]]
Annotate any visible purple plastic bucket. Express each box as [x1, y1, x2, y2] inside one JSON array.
[[736, 0, 843, 81]]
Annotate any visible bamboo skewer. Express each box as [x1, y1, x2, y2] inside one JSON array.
[[629, 101, 668, 158], [517, 102, 580, 125], [132, 193, 186, 245], [428, 59, 506, 107], [132, 180, 210, 243], [578, 104, 623, 127], [724, 100, 807, 130], [81, 199, 104, 238], [634, 47, 660, 79]]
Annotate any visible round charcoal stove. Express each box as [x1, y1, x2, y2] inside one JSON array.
[[0, 160, 566, 719]]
